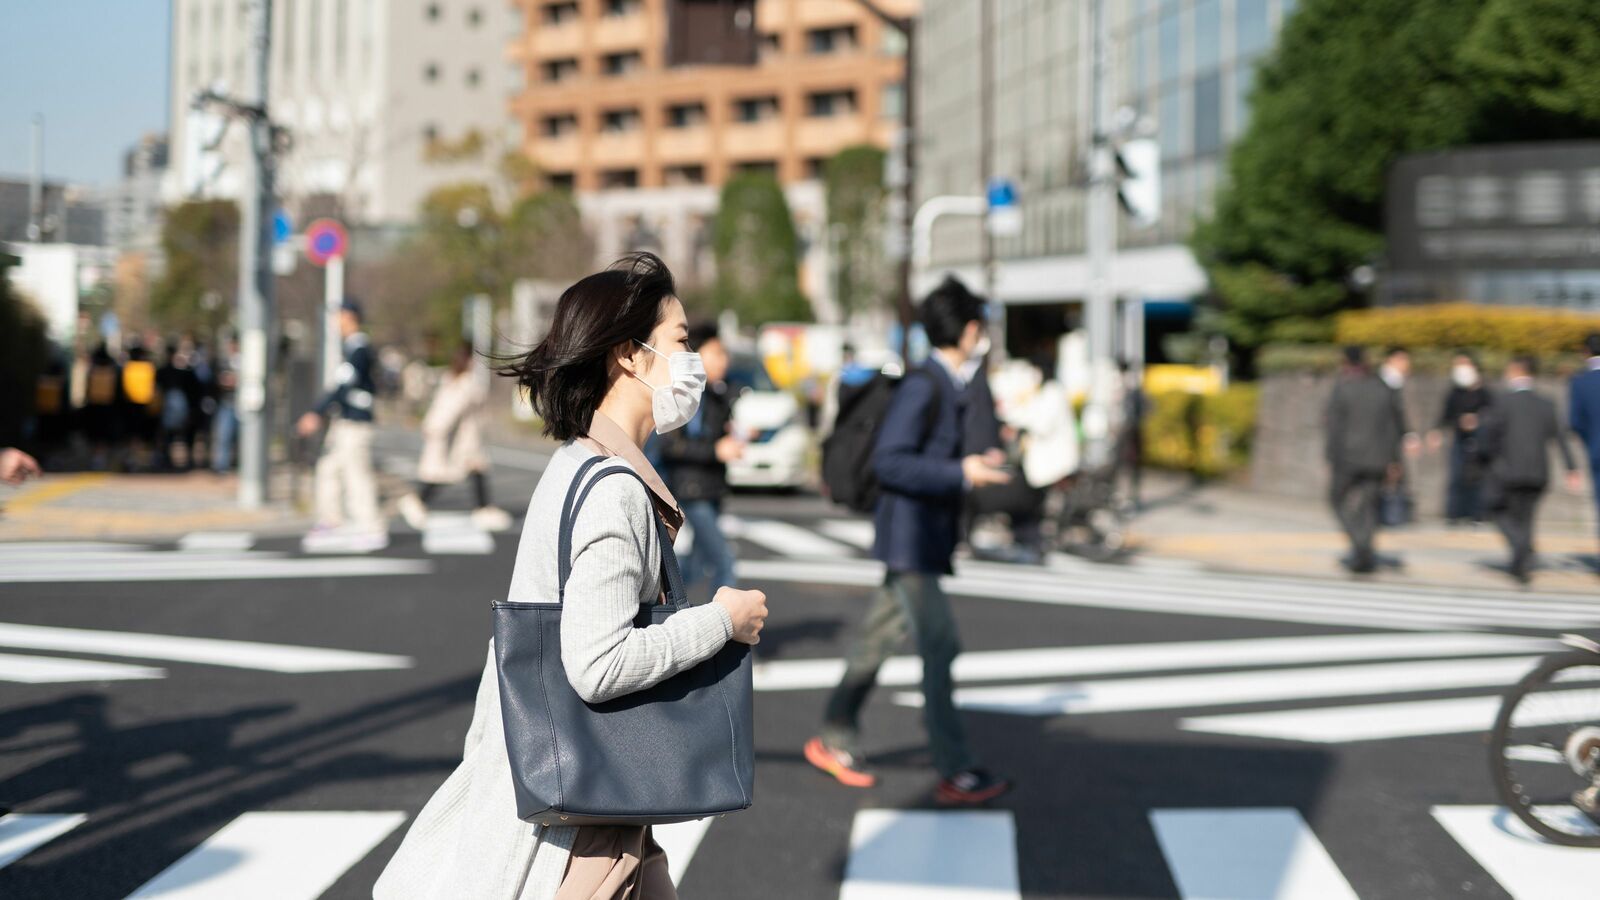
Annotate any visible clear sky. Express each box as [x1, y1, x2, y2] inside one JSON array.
[[0, 1, 170, 187]]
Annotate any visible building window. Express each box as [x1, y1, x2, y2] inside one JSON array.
[[604, 0, 642, 16], [467, 6, 482, 27], [1236, 0, 1271, 59], [465, 67, 481, 87], [425, 3, 440, 21], [1193, 72, 1222, 155], [543, 1, 579, 25], [602, 51, 643, 77], [807, 25, 857, 55], [542, 113, 579, 137], [664, 165, 706, 186], [542, 57, 579, 82], [601, 169, 639, 189], [737, 160, 778, 177], [807, 89, 857, 117], [601, 108, 641, 132], [547, 172, 575, 191], [309, 0, 321, 74], [733, 95, 780, 123], [881, 83, 904, 119], [759, 33, 782, 61], [424, 62, 440, 82], [335, 0, 348, 71], [805, 157, 828, 179], [666, 102, 707, 128], [1194, 0, 1221, 73]]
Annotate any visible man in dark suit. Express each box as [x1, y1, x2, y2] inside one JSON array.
[[1481, 356, 1581, 584], [1325, 346, 1408, 573], [1571, 333, 1600, 561], [807, 276, 1013, 805]]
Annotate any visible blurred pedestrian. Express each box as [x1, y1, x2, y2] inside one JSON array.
[[397, 341, 511, 532], [210, 334, 240, 473], [658, 321, 742, 598], [1479, 356, 1581, 585], [963, 344, 1046, 565], [156, 339, 202, 470], [297, 299, 387, 550], [806, 276, 1013, 805], [817, 342, 878, 439], [375, 252, 767, 900], [121, 339, 160, 471], [0, 448, 41, 486], [1115, 358, 1147, 509], [1428, 351, 1492, 524], [1567, 332, 1600, 563], [1377, 346, 1421, 526], [81, 343, 122, 471], [1325, 346, 1407, 574]]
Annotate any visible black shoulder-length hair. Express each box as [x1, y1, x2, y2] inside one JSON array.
[[499, 252, 677, 441]]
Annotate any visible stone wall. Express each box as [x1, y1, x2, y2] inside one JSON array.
[[1249, 371, 1595, 528]]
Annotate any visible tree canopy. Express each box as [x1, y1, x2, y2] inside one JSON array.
[[711, 172, 812, 324], [824, 144, 890, 320]]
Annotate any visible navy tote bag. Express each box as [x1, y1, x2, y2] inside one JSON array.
[[492, 456, 755, 826]]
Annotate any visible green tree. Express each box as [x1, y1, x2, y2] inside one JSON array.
[[824, 145, 889, 320], [1192, 0, 1494, 352], [1459, 0, 1600, 138], [150, 199, 239, 337], [712, 172, 812, 324]]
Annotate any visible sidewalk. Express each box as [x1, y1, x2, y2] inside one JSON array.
[[1129, 472, 1600, 596], [0, 471, 312, 542]]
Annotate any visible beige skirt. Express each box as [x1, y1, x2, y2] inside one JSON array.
[[556, 826, 676, 900]]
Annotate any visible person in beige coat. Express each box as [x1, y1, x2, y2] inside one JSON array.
[[398, 341, 511, 532], [374, 253, 768, 899]]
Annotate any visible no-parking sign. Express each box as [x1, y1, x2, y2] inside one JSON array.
[[304, 218, 348, 267]]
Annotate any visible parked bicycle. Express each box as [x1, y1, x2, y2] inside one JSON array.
[[1488, 633, 1600, 846]]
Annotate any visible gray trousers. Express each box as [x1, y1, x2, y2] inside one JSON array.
[[1494, 485, 1543, 576], [821, 571, 977, 778], [1331, 468, 1383, 568]]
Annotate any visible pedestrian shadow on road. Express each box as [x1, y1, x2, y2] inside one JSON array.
[[752, 617, 845, 660]]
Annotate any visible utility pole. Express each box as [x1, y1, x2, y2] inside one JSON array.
[[27, 115, 43, 242], [852, 0, 916, 363], [1083, 0, 1116, 467], [979, 0, 994, 306]]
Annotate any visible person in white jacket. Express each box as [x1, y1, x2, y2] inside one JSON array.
[[398, 341, 511, 531]]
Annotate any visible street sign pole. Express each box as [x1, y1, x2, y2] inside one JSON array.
[[323, 255, 344, 391], [1083, 0, 1117, 468], [237, 0, 277, 510]]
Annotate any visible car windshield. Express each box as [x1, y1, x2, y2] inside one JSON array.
[[726, 355, 778, 393]]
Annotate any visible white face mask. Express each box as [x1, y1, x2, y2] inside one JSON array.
[[632, 340, 707, 434], [1451, 365, 1477, 388]]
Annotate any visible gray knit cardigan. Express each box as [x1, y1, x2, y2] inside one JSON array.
[[374, 442, 734, 899]]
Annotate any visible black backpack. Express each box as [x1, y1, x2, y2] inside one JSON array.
[[821, 368, 941, 513]]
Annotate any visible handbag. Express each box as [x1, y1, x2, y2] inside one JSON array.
[[1379, 486, 1413, 527], [492, 456, 754, 827]]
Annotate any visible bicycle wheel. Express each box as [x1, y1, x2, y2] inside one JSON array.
[[1488, 650, 1600, 847]]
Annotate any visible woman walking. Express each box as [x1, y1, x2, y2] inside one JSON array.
[[375, 253, 768, 900], [397, 340, 512, 531]]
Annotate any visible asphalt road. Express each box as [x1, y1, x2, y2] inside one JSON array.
[[2, 442, 1596, 899]]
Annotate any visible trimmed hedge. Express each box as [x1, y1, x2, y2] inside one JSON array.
[[1142, 384, 1260, 478], [1335, 303, 1600, 356]]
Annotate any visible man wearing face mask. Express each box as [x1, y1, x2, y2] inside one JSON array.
[[806, 276, 1014, 805], [1326, 346, 1408, 574], [1478, 356, 1581, 585], [1428, 351, 1493, 525]]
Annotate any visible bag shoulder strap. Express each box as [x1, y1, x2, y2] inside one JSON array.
[[557, 456, 686, 609]]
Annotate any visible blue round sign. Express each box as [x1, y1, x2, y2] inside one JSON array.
[[272, 209, 293, 244]]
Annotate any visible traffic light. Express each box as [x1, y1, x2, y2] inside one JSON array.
[[1116, 138, 1161, 228]]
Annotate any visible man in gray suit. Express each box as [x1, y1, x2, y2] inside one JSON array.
[[1325, 346, 1408, 574], [1480, 356, 1582, 584]]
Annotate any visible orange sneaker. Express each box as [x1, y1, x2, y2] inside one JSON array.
[[804, 737, 877, 788]]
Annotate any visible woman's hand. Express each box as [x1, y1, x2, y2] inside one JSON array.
[[714, 587, 768, 645]]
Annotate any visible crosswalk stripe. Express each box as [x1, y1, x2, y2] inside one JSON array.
[[818, 518, 874, 550], [654, 818, 713, 888], [0, 652, 165, 683], [0, 814, 86, 870], [421, 514, 495, 555], [1432, 806, 1600, 900], [840, 810, 1020, 900], [0, 542, 150, 556], [178, 531, 256, 552], [753, 632, 1554, 693], [1180, 689, 1600, 743], [1150, 808, 1358, 899], [125, 811, 406, 900], [900, 655, 1549, 718], [0, 555, 430, 583], [0, 622, 413, 673], [732, 519, 858, 559]]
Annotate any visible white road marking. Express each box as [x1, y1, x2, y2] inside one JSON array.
[[1150, 808, 1358, 899], [0, 622, 413, 673], [840, 810, 1020, 900], [0, 542, 150, 556], [178, 531, 256, 552], [126, 811, 406, 900], [1181, 690, 1600, 743], [733, 519, 858, 559], [818, 519, 874, 550], [0, 652, 165, 683], [898, 656, 1548, 717], [0, 555, 429, 583], [1432, 806, 1600, 900], [421, 513, 494, 555], [753, 633, 1554, 693], [654, 818, 714, 888], [0, 814, 86, 870]]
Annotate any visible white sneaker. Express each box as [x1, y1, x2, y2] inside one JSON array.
[[471, 506, 512, 532], [397, 493, 428, 530], [347, 528, 390, 553]]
